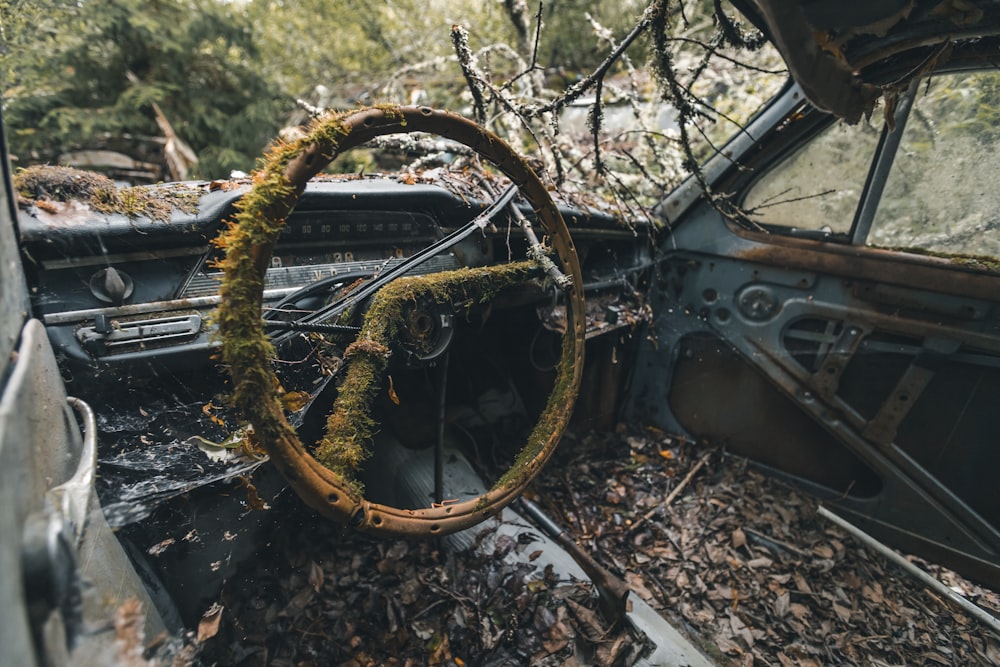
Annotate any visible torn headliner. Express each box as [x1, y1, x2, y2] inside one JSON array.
[[731, 0, 1000, 122]]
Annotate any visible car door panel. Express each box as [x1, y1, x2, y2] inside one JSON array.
[[0, 119, 171, 665], [627, 95, 1000, 587]]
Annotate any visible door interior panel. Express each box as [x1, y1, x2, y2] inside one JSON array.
[[670, 331, 884, 497], [628, 215, 1000, 587]]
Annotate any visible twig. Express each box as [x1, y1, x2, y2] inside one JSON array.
[[451, 25, 488, 124], [817, 505, 1000, 635], [589, 77, 605, 175], [712, 0, 767, 50], [742, 526, 809, 559], [668, 35, 786, 74], [629, 451, 710, 533], [529, 1, 542, 71], [528, 0, 669, 117]]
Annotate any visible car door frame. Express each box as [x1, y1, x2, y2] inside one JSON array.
[[625, 65, 1000, 588]]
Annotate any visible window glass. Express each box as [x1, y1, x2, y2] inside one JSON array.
[[742, 110, 883, 234], [870, 71, 1000, 260]]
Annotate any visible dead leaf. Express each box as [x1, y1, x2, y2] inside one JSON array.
[[728, 611, 754, 647], [732, 528, 747, 549], [862, 582, 884, 604], [147, 538, 175, 557], [714, 633, 741, 655], [115, 598, 152, 667], [308, 561, 324, 592], [201, 401, 226, 427], [566, 599, 605, 641], [428, 631, 452, 666], [626, 571, 655, 601], [542, 620, 570, 654], [774, 592, 790, 618], [812, 544, 834, 559], [279, 390, 311, 412], [388, 375, 400, 405], [593, 631, 628, 667], [197, 603, 223, 643], [708, 584, 734, 602]]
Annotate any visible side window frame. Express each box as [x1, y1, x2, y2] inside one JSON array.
[[736, 69, 1000, 267], [732, 80, 917, 246], [849, 78, 919, 246]]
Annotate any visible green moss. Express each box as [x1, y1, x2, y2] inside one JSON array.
[[214, 114, 360, 417], [493, 337, 577, 491], [14, 165, 115, 201], [313, 261, 540, 477], [13, 164, 199, 221], [872, 244, 1000, 273]]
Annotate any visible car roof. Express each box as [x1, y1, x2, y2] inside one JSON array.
[[732, 0, 1000, 122]]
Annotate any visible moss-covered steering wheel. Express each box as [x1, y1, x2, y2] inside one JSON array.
[[215, 106, 585, 536]]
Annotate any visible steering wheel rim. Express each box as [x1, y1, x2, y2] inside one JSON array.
[[215, 105, 585, 536]]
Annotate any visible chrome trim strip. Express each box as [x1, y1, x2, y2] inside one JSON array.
[[41, 245, 210, 270], [41, 289, 297, 326]]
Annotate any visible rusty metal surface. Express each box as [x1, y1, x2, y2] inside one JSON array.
[[627, 205, 1000, 586], [669, 332, 884, 496], [732, 234, 1000, 302]]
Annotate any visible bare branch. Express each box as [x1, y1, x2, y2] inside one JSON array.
[[451, 25, 488, 124], [527, 0, 669, 117]]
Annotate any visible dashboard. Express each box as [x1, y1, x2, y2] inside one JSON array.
[[18, 176, 652, 381]]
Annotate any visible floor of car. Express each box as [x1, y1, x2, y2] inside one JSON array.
[[193, 426, 1000, 666]]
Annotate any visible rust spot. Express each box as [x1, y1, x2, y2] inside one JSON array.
[[734, 239, 1000, 301]]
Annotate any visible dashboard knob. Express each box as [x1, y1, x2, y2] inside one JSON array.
[[89, 267, 133, 305]]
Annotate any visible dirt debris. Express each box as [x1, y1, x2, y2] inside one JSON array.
[[202, 508, 648, 666], [533, 428, 1000, 666], [202, 426, 1000, 666]]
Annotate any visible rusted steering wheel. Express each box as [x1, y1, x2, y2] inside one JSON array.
[[215, 106, 584, 536]]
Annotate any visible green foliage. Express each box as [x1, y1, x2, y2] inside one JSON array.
[[1, 0, 289, 178], [243, 0, 518, 104], [1, 0, 782, 202], [536, 0, 650, 82]]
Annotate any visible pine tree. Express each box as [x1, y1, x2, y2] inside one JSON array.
[[1, 0, 288, 180]]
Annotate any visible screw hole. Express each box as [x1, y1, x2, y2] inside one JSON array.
[[327, 493, 339, 504]]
